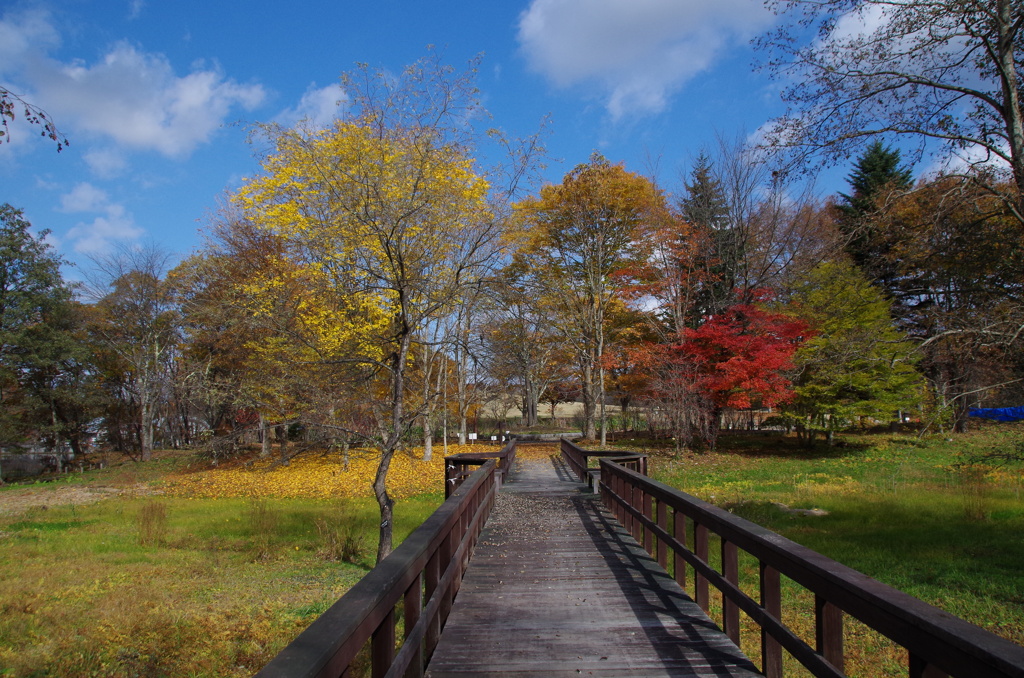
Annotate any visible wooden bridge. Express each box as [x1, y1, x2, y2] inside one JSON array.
[[255, 439, 1024, 678]]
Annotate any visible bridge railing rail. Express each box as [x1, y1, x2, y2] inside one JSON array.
[[599, 458, 1024, 678], [560, 437, 646, 489], [255, 455, 501, 678], [444, 439, 516, 498]]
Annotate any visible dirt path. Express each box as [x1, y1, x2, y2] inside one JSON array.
[[0, 483, 154, 517]]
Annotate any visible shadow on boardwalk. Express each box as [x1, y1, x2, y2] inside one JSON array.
[[426, 449, 759, 677]]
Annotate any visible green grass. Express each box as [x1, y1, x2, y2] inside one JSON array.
[[0, 480, 443, 677], [631, 425, 1024, 675]]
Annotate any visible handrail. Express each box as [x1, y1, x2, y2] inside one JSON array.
[[560, 437, 646, 490], [444, 439, 516, 498], [255, 457, 500, 678], [599, 459, 1024, 678]]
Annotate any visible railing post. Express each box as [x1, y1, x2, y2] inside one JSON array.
[[631, 484, 643, 543], [453, 505, 466, 596], [614, 473, 622, 524], [815, 595, 844, 672], [438, 531, 454, 630], [694, 521, 709, 612], [673, 509, 686, 589], [760, 562, 783, 678], [643, 490, 654, 553], [371, 607, 395, 678], [424, 548, 441, 658], [403, 575, 423, 678], [656, 499, 668, 569], [722, 540, 740, 645], [615, 472, 625, 524]]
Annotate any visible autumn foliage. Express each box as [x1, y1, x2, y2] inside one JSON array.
[[675, 297, 810, 410]]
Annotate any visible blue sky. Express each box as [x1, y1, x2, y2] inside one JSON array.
[[2, 0, 831, 278]]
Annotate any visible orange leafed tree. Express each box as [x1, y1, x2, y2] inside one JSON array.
[[518, 153, 664, 443]]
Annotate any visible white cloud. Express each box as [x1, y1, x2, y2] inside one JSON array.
[[517, 0, 773, 119], [276, 83, 346, 129], [128, 0, 145, 20], [924, 143, 1012, 178], [58, 182, 144, 253], [59, 182, 110, 213], [66, 207, 143, 254], [0, 8, 58, 65], [826, 3, 890, 44], [83, 147, 128, 178], [0, 9, 266, 159]]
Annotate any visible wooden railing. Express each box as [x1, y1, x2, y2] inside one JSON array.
[[599, 459, 1024, 678], [444, 440, 516, 498], [560, 437, 647, 490], [255, 456, 501, 678]]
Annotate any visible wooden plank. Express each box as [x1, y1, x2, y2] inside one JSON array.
[[426, 449, 759, 678]]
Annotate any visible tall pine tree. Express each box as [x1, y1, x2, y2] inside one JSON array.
[[836, 141, 913, 284], [679, 154, 734, 316]]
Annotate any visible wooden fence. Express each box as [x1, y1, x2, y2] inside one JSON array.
[[559, 437, 646, 489], [443, 440, 516, 498], [594, 454, 1024, 678], [255, 455, 500, 678]]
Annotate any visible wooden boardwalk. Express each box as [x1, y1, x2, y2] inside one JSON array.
[[426, 447, 760, 677]]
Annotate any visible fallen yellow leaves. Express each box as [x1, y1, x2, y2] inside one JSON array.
[[165, 444, 505, 500], [512, 444, 558, 461]]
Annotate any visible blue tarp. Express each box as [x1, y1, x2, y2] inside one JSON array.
[[968, 406, 1024, 422]]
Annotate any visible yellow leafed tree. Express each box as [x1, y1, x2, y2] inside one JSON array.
[[234, 54, 521, 561]]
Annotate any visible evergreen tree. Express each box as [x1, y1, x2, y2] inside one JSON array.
[[680, 153, 729, 229], [17, 301, 107, 457], [0, 205, 100, 459], [838, 141, 913, 218], [836, 141, 914, 284], [679, 154, 734, 316]]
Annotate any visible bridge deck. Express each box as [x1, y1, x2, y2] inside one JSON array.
[[426, 446, 760, 677]]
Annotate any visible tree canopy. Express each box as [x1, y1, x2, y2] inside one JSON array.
[[760, 0, 1024, 222]]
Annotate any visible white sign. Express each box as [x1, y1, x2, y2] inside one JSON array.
[[468, 433, 477, 440]]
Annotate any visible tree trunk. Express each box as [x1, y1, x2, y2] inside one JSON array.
[[277, 424, 288, 462], [581, 359, 596, 439], [140, 393, 153, 462], [373, 448, 396, 563], [259, 414, 271, 458], [523, 374, 540, 427], [457, 335, 469, 445], [375, 327, 413, 563], [994, 0, 1024, 224], [423, 417, 433, 461], [423, 341, 433, 461]]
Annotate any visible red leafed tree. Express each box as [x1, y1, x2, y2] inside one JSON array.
[[678, 297, 810, 413]]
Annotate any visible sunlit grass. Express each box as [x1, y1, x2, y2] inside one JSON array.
[[0, 447, 449, 677]]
